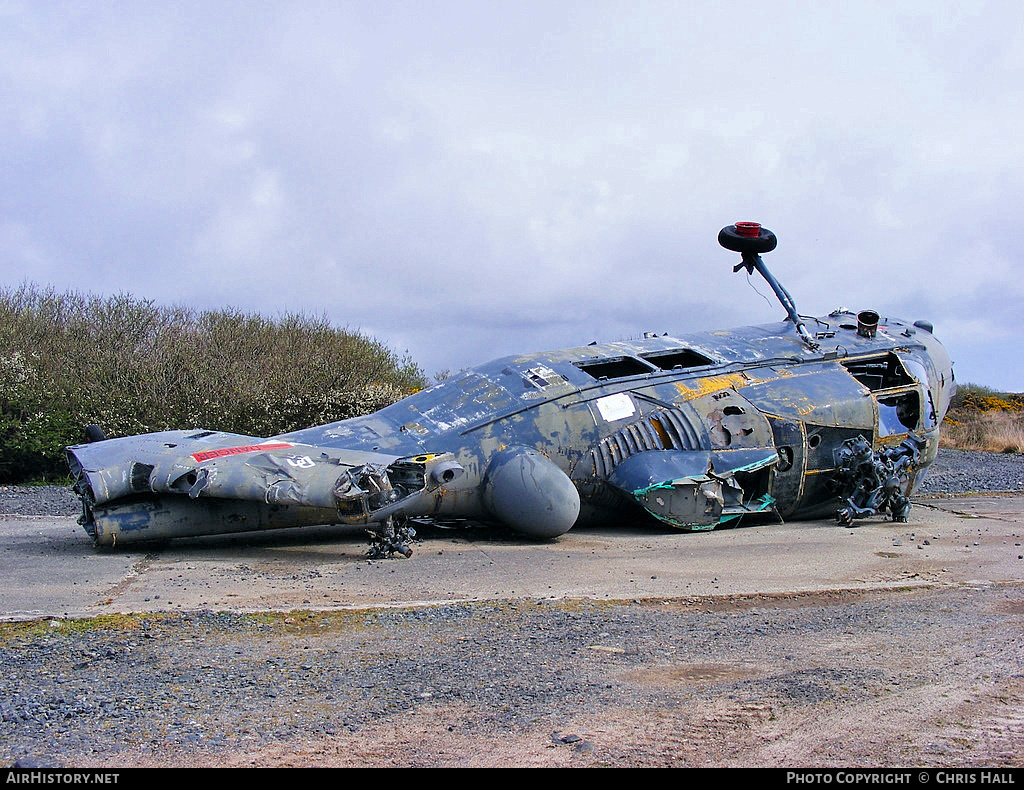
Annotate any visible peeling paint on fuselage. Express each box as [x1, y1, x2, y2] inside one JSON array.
[[278, 310, 953, 527]]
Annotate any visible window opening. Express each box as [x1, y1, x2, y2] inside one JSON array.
[[640, 349, 715, 371], [575, 357, 654, 380], [877, 392, 920, 436], [842, 353, 914, 391]]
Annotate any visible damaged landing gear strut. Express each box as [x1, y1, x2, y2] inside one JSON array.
[[366, 514, 416, 559], [831, 434, 925, 526]]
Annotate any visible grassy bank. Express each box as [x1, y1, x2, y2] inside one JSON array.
[[940, 383, 1024, 454]]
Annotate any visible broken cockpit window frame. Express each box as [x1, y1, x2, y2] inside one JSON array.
[[877, 393, 921, 437], [842, 353, 924, 438]]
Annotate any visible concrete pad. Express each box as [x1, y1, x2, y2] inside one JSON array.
[[1, 494, 1022, 620]]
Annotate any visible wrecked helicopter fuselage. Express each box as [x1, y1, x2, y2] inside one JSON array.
[[66, 223, 956, 555]]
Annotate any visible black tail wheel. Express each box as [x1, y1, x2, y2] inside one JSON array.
[[718, 222, 778, 254]]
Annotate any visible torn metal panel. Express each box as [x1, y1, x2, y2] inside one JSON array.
[[607, 448, 779, 530]]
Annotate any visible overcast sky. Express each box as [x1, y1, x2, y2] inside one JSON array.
[[2, 0, 1022, 392]]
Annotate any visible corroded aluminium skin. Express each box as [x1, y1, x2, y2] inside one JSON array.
[[66, 224, 956, 550]]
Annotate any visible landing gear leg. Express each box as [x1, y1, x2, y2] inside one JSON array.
[[366, 514, 416, 559]]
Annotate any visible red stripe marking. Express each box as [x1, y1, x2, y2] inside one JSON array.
[[191, 442, 293, 463]]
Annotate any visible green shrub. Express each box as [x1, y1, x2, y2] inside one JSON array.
[[0, 284, 426, 483]]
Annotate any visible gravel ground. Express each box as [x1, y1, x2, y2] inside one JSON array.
[[914, 448, 1024, 495], [2, 448, 1023, 768], [0, 484, 79, 518], [3, 587, 1023, 768]]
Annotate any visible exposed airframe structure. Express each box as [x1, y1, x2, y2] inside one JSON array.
[[67, 223, 955, 556]]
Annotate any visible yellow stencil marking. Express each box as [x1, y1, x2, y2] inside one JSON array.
[[673, 373, 753, 400]]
